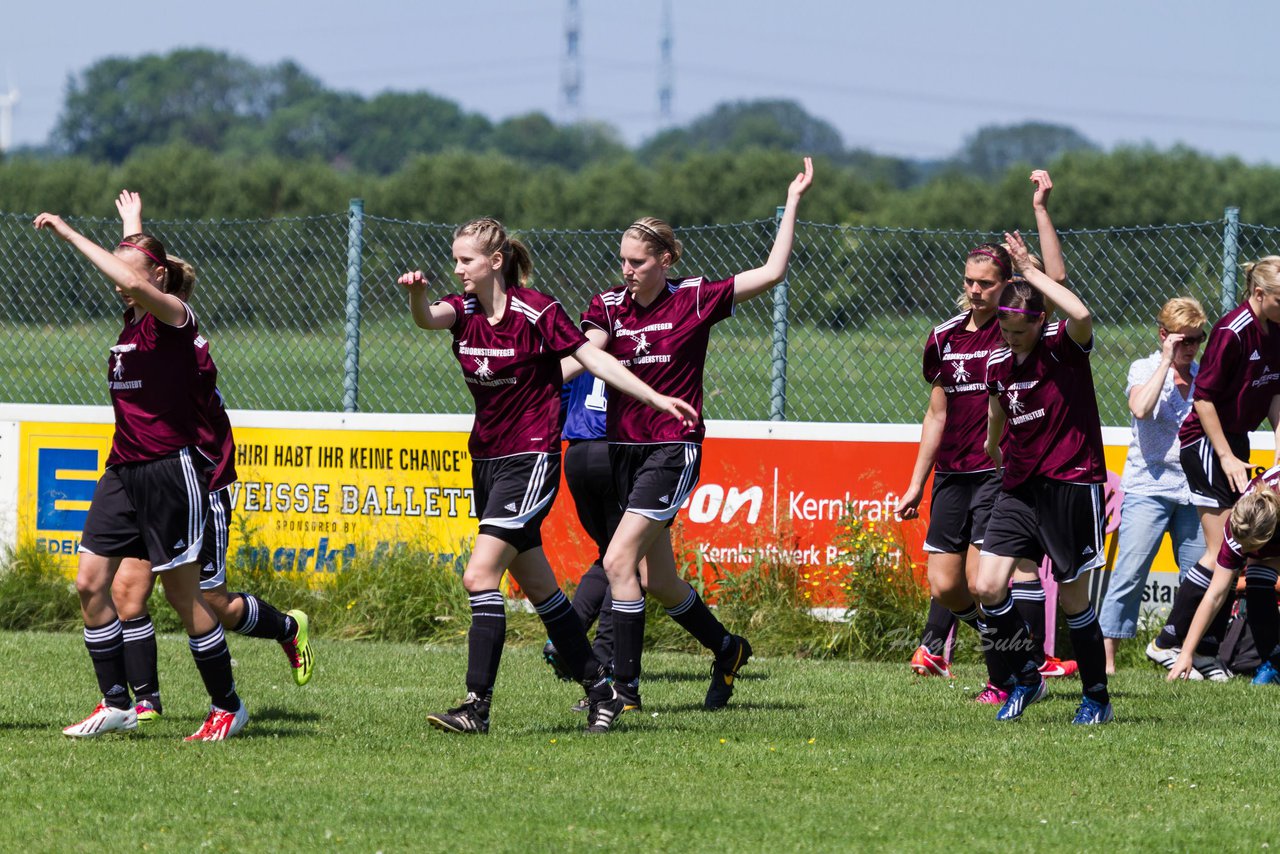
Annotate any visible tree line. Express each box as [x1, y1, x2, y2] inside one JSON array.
[[3, 49, 1279, 228]]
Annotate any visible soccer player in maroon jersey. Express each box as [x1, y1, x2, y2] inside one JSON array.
[[105, 191, 313, 724], [1169, 467, 1280, 683], [973, 230, 1112, 724], [35, 211, 246, 741], [1148, 257, 1280, 679], [899, 171, 1075, 698], [570, 158, 812, 713], [399, 217, 696, 734]]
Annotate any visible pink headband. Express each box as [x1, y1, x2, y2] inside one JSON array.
[[968, 249, 1011, 276], [118, 241, 165, 267], [998, 306, 1044, 316]]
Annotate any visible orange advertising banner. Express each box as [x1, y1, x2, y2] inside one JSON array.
[[542, 429, 922, 593]]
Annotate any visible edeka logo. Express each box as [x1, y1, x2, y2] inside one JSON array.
[[683, 483, 763, 524], [37, 447, 99, 531]]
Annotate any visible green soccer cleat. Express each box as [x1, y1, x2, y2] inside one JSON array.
[[282, 609, 314, 686], [134, 699, 162, 723]]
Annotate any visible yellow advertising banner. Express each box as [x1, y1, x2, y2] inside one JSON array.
[[20, 421, 479, 573]]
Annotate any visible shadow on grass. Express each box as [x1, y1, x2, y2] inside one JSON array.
[[237, 705, 322, 737], [639, 669, 769, 684], [648, 700, 804, 714], [0, 721, 56, 733]]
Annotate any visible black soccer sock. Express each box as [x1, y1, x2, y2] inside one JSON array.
[[920, 598, 957, 657], [953, 605, 1013, 687], [1157, 562, 1212, 649], [1246, 566, 1280, 664], [230, 593, 294, 642], [612, 597, 647, 686], [121, 615, 161, 709], [533, 589, 600, 683], [84, 619, 131, 710], [1065, 605, 1109, 705], [571, 563, 610, 632], [188, 625, 240, 713], [666, 584, 731, 654], [593, 587, 616, 665], [982, 594, 1039, 686], [1011, 579, 1047, 665], [465, 589, 506, 696]]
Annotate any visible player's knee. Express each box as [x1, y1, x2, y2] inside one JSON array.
[[971, 576, 1005, 605], [460, 565, 499, 593], [601, 552, 635, 583], [202, 589, 236, 623]]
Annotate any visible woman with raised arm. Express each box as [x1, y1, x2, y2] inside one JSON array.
[[106, 191, 314, 726], [899, 170, 1074, 700], [400, 216, 696, 735], [565, 159, 812, 715], [1098, 297, 1207, 675], [1147, 257, 1280, 681], [35, 209, 246, 741], [972, 230, 1112, 725]]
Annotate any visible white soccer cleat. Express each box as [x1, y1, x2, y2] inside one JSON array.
[[1191, 654, 1232, 682], [1145, 640, 1204, 680], [63, 701, 138, 737], [185, 704, 249, 742]]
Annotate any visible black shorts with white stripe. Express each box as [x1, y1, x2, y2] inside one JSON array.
[[79, 448, 210, 572], [609, 442, 702, 523], [198, 486, 233, 590], [1180, 433, 1256, 510], [924, 470, 1000, 553], [982, 477, 1105, 584], [472, 452, 561, 553]]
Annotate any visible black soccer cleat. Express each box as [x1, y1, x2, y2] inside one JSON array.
[[542, 640, 575, 682], [427, 692, 490, 734], [616, 679, 643, 712], [584, 688, 625, 734], [705, 635, 752, 710]]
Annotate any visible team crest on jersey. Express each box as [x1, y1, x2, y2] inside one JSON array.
[[473, 356, 493, 381], [634, 332, 651, 355], [109, 343, 137, 379], [951, 358, 970, 383], [1007, 390, 1025, 415]]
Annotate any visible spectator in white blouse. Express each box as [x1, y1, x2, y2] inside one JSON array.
[[1100, 297, 1208, 673]]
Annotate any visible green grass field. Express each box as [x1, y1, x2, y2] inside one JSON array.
[[1, 316, 1159, 425], [3, 629, 1277, 852]]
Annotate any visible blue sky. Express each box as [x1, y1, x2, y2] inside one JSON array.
[[5, 0, 1277, 163]]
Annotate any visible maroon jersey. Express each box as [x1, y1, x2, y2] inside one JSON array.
[[105, 305, 203, 466], [436, 287, 587, 458], [923, 311, 1002, 473], [193, 335, 236, 491], [1179, 302, 1280, 445], [1218, 465, 1280, 570], [582, 275, 736, 444], [985, 320, 1106, 489]]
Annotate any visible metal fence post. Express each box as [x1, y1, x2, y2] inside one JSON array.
[[769, 204, 789, 421], [343, 198, 365, 413], [1221, 206, 1240, 314]]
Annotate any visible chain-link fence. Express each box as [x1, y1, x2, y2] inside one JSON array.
[[0, 205, 1257, 427]]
